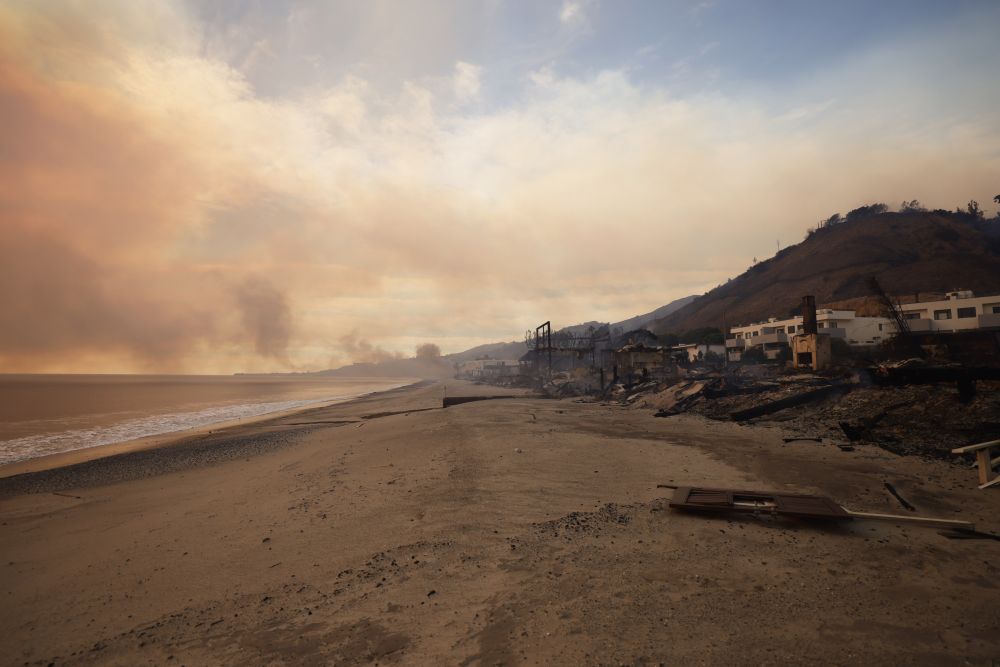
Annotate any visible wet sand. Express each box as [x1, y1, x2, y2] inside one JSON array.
[[1, 379, 998, 665]]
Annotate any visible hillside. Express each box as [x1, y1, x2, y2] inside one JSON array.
[[555, 295, 699, 337], [611, 295, 698, 332], [651, 211, 1000, 334], [443, 340, 528, 364]]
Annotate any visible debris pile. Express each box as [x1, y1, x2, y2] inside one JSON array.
[[824, 382, 1000, 458], [617, 364, 1000, 459], [540, 373, 598, 397]]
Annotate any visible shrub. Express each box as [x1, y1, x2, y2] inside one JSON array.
[[845, 203, 888, 221]]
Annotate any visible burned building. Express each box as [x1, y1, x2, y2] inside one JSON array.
[[790, 295, 832, 371]]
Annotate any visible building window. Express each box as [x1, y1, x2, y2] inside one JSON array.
[[878, 323, 884, 331], [934, 310, 952, 320], [904, 312, 921, 320], [993, 306, 1000, 314], [788, 325, 795, 333], [957, 307, 976, 318]]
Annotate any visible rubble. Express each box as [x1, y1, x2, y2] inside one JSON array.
[[620, 363, 1000, 460], [540, 372, 601, 398]]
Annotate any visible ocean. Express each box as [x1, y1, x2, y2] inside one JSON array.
[[0, 374, 414, 467]]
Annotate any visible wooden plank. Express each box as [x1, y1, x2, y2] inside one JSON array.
[[978, 475, 1000, 490], [846, 510, 974, 531], [976, 450, 991, 486], [951, 439, 1000, 454]]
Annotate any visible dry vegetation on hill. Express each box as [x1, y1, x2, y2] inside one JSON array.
[[652, 210, 1000, 334]]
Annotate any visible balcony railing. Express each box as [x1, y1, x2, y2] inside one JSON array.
[[753, 332, 788, 345]]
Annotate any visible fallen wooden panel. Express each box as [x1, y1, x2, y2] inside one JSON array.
[[668, 486, 974, 531], [669, 486, 850, 520]]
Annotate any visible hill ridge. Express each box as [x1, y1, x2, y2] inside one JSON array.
[[651, 210, 1000, 334]]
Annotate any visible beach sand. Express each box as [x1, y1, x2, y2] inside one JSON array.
[[1, 379, 997, 665]]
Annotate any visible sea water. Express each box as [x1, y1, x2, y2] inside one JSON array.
[[0, 374, 413, 466]]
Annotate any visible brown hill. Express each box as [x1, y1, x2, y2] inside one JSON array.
[[651, 211, 1000, 334]]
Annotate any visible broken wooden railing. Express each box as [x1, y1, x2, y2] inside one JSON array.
[[952, 439, 1000, 490]]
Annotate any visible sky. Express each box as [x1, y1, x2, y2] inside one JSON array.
[[1, 0, 999, 373]]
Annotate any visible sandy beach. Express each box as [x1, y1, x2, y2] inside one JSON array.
[[1, 379, 998, 666]]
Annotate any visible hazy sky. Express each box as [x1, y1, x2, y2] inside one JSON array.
[[2, 0, 999, 373]]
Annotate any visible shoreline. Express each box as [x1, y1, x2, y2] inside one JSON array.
[[0, 378, 426, 480]]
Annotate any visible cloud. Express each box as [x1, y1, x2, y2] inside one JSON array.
[[0, 1, 998, 373], [560, 1, 584, 25], [452, 61, 482, 102], [775, 98, 838, 123]]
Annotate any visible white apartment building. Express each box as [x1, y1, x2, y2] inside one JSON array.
[[725, 290, 1000, 362], [896, 291, 1000, 333], [726, 310, 890, 361]]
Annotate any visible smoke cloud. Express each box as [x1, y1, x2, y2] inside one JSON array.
[[1, 2, 997, 372], [415, 343, 442, 360], [336, 331, 403, 365], [234, 277, 292, 361]]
